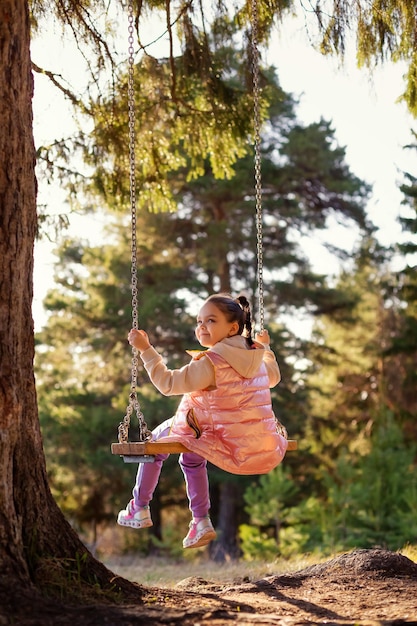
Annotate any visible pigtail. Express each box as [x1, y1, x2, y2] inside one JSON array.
[[236, 295, 254, 347]]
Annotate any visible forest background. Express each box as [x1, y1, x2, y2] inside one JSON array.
[[30, 1, 417, 564]]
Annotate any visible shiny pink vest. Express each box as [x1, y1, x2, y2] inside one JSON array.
[[168, 351, 288, 474]]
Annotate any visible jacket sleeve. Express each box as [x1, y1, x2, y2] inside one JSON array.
[[139, 347, 215, 396], [262, 346, 281, 387]]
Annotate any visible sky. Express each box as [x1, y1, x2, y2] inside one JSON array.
[[270, 18, 416, 243], [31, 9, 417, 331]]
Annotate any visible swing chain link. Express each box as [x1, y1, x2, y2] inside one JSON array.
[[119, 0, 279, 445], [250, 1, 286, 440], [118, 0, 152, 445], [128, 1, 138, 335], [251, 0, 264, 334]]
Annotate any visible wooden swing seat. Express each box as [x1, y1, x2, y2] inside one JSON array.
[[111, 439, 297, 463]]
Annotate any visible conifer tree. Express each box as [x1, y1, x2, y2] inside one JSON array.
[[386, 160, 417, 427], [304, 234, 417, 548], [306, 237, 393, 465], [3, 0, 417, 615], [36, 57, 373, 559]]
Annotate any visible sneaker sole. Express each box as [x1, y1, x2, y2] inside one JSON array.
[[183, 529, 217, 549], [117, 518, 153, 529]]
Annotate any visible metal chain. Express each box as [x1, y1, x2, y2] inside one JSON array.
[[250, 2, 285, 438], [118, 0, 152, 444], [250, 0, 265, 333]]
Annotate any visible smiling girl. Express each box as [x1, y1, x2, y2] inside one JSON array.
[[117, 293, 288, 549]]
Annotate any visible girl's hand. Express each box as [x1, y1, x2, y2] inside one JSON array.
[[255, 329, 270, 345], [128, 329, 151, 353]]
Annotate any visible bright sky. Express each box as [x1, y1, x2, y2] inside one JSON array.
[[270, 18, 416, 244], [31, 10, 417, 331]]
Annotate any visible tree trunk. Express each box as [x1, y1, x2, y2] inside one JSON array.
[[0, 0, 140, 616], [209, 481, 241, 562], [0, 0, 39, 589]]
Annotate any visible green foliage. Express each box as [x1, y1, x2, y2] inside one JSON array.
[[35, 47, 376, 553], [311, 1, 417, 115], [241, 413, 417, 558], [36, 4, 410, 560], [240, 465, 301, 559], [320, 412, 417, 551], [30, 0, 417, 176], [239, 524, 280, 561], [35, 5, 276, 211], [244, 465, 298, 526], [35, 222, 190, 534], [386, 165, 417, 423], [305, 236, 395, 468], [24, 0, 417, 570]]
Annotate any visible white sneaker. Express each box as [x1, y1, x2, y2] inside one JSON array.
[[183, 517, 217, 549], [117, 499, 153, 529]]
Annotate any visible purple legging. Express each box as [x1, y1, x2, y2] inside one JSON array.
[[132, 418, 210, 518]]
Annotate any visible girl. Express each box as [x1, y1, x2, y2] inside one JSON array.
[[118, 293, 288, 549]]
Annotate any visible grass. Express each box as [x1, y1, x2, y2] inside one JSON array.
[[104, 552, 324, 588], [402, 543, 417, 562], [103, 544, 417, 589]]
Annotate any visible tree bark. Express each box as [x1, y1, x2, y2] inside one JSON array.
[[0, 0, 39, 588], [0, 0, 140, 615], [210, 481, 241, 562]]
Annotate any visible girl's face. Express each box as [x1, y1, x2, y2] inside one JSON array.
[[195, 301, 239, 348]]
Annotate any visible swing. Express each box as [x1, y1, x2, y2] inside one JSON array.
[[111, 0, 297, 464]]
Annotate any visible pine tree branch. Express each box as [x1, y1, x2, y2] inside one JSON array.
[[31, 62, 91, 115]]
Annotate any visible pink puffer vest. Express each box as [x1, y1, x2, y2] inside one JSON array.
[[166, 351, 288, 475]]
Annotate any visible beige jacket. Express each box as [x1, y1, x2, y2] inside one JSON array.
[[140, 335, 281, 395]]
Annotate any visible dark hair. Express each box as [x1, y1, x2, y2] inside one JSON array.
[[205, 293, 254, 346]]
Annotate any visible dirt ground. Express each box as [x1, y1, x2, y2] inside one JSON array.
[[9, 548, 417, 625]]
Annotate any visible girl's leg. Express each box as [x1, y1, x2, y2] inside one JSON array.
[[118, 418, 172, 528], [180, 452, 216, 548], [132, 418, 172, 507], [179, 452, 210, 518]]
